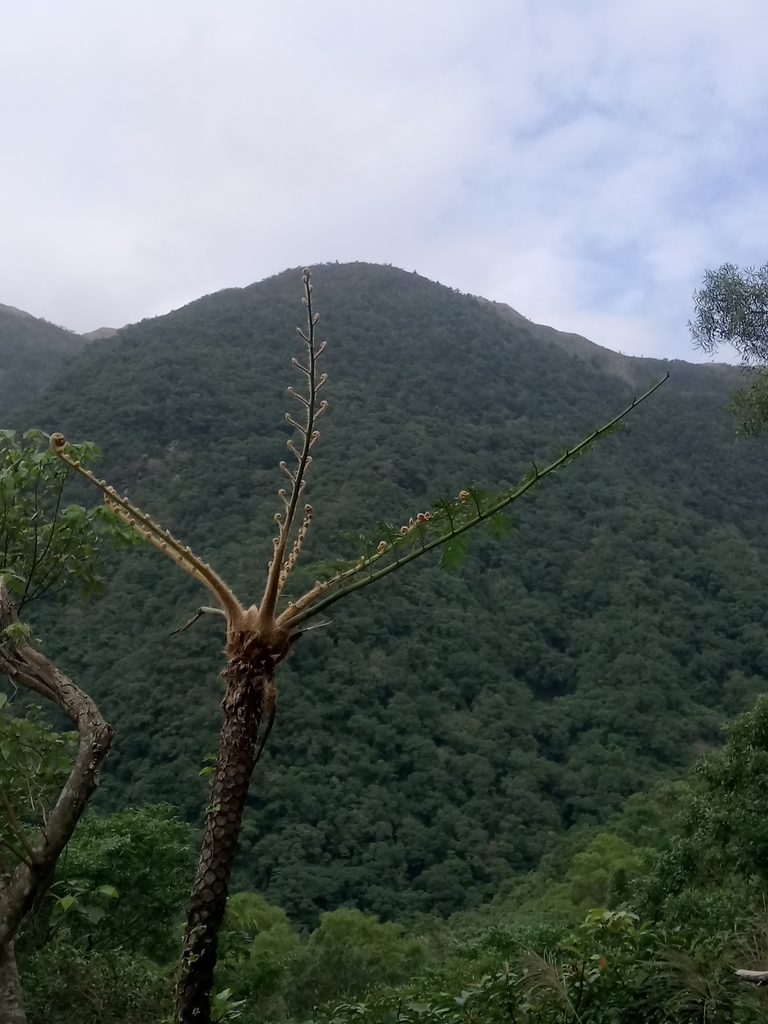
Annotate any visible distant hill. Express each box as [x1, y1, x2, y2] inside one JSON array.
[[81, 326, 119, 341], [0, 302, 88, 413], [8, 263, 768, 926], [479, 296, 737, 387]]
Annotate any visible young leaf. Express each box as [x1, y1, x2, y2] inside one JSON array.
[[439, 534, 469, 570], [484, 510, 513, 540]]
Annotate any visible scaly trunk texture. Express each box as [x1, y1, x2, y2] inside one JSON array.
[[0, 582, 113, 956], [175, 635, 276, 1023]]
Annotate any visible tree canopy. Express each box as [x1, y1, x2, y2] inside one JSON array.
[[690, 262, 768, 433]]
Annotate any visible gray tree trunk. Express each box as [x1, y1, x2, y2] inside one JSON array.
[[0, 860, 26, 1024], [0, 581, 114, 956], [0, 939, 27, 1024]]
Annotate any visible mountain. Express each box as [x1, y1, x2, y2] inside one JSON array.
[[8, 262, 768, 926], [481, 296, 713, 386], [81, 326, 119, 341], [0, 302, 88, 414]]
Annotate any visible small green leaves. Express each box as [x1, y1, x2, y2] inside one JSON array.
[[484, 510, 513, 540], [211, 987, 247, 1021], [0, 429, 142, 614], [0, 620, 34, 649], [56, 894, 77, 914], [0, 698, 77, 863], [50, 877, 121, 937], [438, 535, 469, 570]]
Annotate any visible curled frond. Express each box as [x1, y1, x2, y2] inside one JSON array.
[[278, 505, 313, 594], [259, 269, 328, 620]]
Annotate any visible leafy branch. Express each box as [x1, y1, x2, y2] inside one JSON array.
[[0, 430, 140, 621]]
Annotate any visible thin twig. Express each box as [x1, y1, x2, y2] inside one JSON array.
[[170, 606, 227, 638], [288, 619, 332, 644], [0, 836, 33, 869]]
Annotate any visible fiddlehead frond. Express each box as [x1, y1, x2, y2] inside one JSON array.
[[49, 434, 243, 626], [278, 504, 313, 592], [260, 268, 328, 620], [278, 373, 670, 628]]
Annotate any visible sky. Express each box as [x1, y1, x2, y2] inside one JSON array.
[[1, 1, 767, 360]]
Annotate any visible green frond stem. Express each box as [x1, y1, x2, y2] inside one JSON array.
[[49, 434, 244, 629], [280, 373, 669, 629], [260, 269, 328, 621]]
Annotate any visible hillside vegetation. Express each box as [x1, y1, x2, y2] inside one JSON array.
[[0, 303, 88, 413], [8, 262, 768, 928]]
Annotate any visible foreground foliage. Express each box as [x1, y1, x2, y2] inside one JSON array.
[[0, 429, 142, 1023], [10, 696, 768, 1022], [690, 261, 768, 433], [310, 913, 765, 1024], [0, 429, 137, 621]]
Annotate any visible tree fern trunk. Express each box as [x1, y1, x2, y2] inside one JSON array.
[[175, 636, 276, 1024]]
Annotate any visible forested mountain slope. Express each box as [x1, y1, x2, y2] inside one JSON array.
[[9, 262, 768, 927], [0, 302, 88, 413]]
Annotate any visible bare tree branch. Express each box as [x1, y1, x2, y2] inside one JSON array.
[[0, 580, 114, 956], [736, 969, 768, 985]]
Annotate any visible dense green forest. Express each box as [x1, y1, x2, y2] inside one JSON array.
[[13, 698, 768, 1021], [5, 261, 768, 1019], [0, 302, 87, 414], [7, 262, 768, 930]]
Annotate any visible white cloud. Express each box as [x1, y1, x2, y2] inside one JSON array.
[[0, 0, 766, 362]]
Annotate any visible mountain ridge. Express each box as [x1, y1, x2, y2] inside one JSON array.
[[0, 302, 88, 415], [2, 262, 737, 409], [477, 295, 738, 387]]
